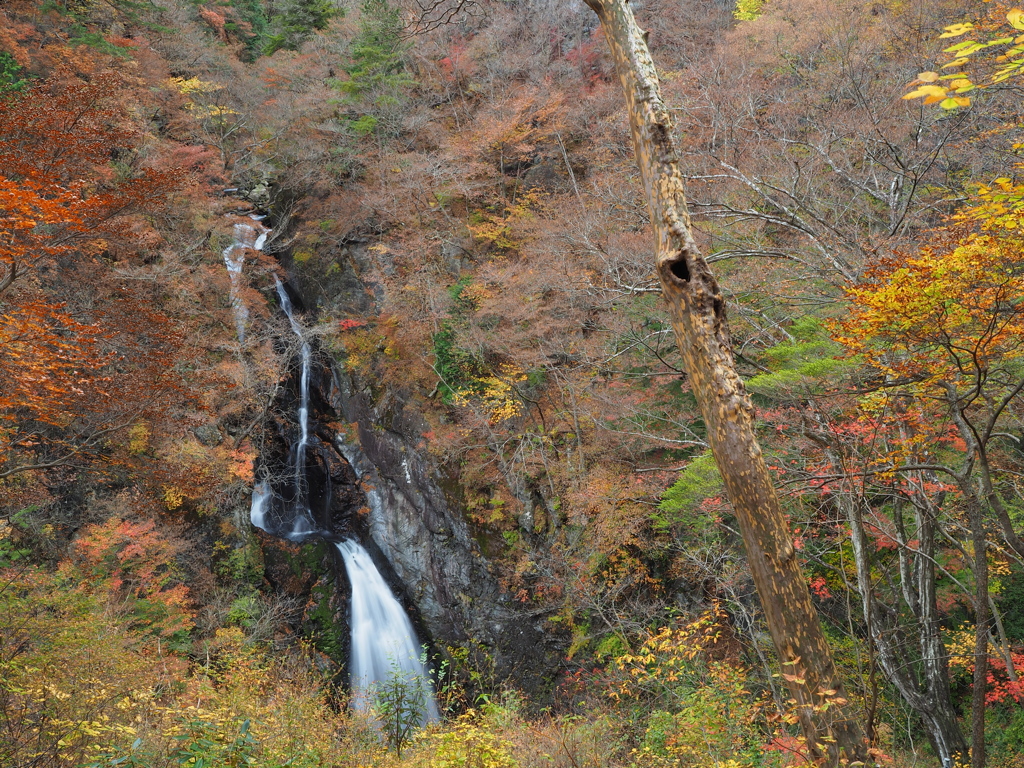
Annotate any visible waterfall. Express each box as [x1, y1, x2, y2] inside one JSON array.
[[274, 277, 316, 540], [249, 481, 271, 531], [240, 216, 437, 729], [337, 540, 439, 725], [221, 214, 268, 342], [242, 219, 317, 541]]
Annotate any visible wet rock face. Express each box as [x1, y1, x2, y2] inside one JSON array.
[[257, 334, 560, 696], [285, 243, 377, 318], [258, 354, 362, 539], [330, 369, 562, 699], [269, 208, 564, 700]]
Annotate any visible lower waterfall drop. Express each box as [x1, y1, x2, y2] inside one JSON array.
[[336, 540, 439, 725]]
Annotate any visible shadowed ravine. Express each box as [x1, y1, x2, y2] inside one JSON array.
[[229, 218, 437, 718]]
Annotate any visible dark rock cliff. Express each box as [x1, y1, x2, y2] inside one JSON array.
[[259, 218, 563, 700], [328, 364, 560, 697]]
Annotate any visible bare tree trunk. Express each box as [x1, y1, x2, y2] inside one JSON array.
[[845, 491, 968, 765], [966, 492, 989, 768], [583, 0, 870, 763]]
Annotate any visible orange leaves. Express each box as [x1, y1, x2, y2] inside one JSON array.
[[227, 446, 257, 484], [837, 225, 1024, 386], [0, 61, 192, 478], [454, 85, 569, 180], [0, 64, 184, 287], [0, 298, 108, 427], [75, 516, 195, 637]]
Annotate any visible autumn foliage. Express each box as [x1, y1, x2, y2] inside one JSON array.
[[4, 0, 1024, 766], [0, 61, 192, 478]]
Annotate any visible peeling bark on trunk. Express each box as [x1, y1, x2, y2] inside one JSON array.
[[583, 0, 870, 763], [967, 492, 989, 768], [846, 493, 968, 765]]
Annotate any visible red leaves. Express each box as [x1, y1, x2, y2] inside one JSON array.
[[808, 576, 832, 599], [0, 62, 191, 478], [75, 516, 195, 636], [198, 8, 229, 42], [986, 651, 1024, 705], [338, 318, 368, 331]]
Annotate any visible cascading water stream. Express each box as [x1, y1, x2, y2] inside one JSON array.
[[221, 215, 268, 342], [274, 277, 315, 540], [336, 540, 439, 725], [234, 213, 436, 723]]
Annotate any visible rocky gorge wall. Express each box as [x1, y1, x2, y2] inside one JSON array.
[[258, 209, 563, 701]]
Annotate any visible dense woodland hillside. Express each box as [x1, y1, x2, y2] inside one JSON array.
[[3, 0, 1024, 765]]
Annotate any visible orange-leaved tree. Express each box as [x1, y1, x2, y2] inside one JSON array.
[[0, 63, 187, 479], [835, 195, 1024, 767]]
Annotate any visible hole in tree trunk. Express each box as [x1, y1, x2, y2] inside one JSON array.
[[668, 258, 690, 282]]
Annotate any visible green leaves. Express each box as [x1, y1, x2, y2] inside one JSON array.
[[657, 451, 722, 526], [0, 53, 27, 94], [263, 0, 337, 56], [330, 0, 415, 138]]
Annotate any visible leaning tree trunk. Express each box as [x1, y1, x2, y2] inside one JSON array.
[[583, 0, 870, 763]]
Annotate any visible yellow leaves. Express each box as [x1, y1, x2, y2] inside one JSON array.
[[733, 0, 765, 22], [166, 76, 221, 95], [458, 281, 494, 310], [187, 104, 240, 119], [612, 606, 732, 702], [127, 422, 150, 455], [904, 83, 946, 99], [903, 67, 974, 107], [467, 191, 543, 254], [3, 562, 358, 767], [910, 10, 1024, 107], [940, 96, 972, 109], [451, 363, 527, 424], [837, 197, 1024, 429], [903, 76, 974, 108], [162, 484, 186, 510], [940, 22, 975, 39], [412, 711, 519, 768], [903, 83, 949, 102]]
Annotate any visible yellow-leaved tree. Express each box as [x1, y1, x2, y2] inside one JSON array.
[[904, 8, 1024, 108], [835, 186, 1024, 768]]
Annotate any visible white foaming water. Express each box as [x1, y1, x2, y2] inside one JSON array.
[[222, 220, 268, 342], [249, 482, 271, 531], [337, 540, 438, 724], [245, 231, 318, 540], [274, 278, 313, 529]]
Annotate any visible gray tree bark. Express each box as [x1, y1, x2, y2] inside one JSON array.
[[582, 0, 871, 763]]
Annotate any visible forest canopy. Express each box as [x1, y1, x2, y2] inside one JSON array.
[[2, 0, 1024, 767]]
